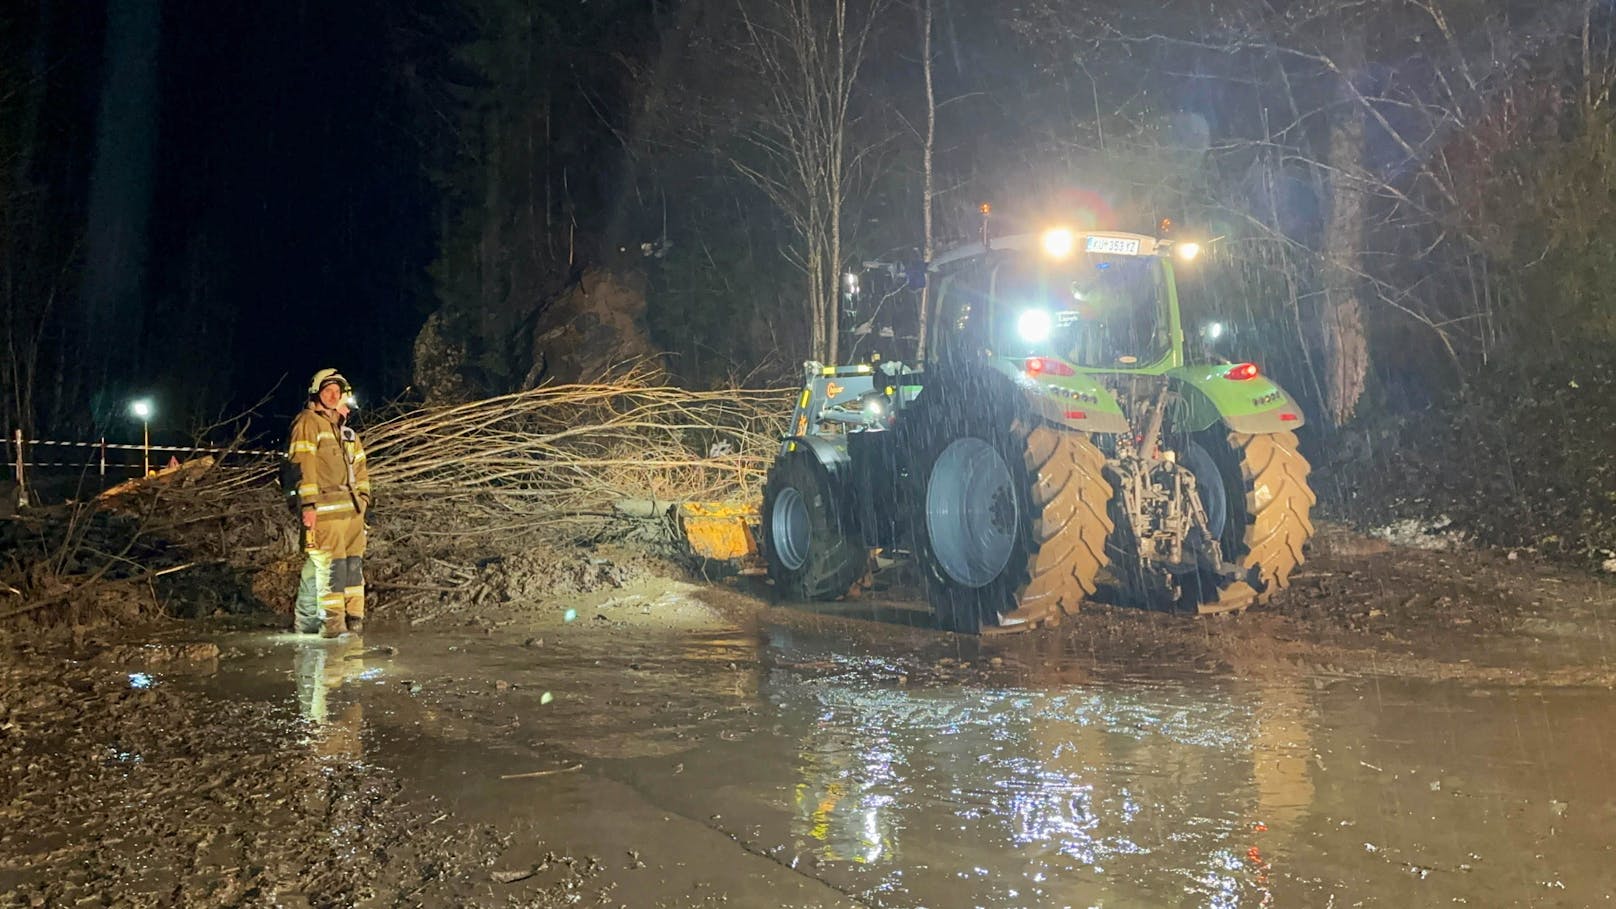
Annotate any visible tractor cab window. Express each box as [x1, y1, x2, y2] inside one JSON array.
[[929, 260, 994, 359], [992, 253, 1168, 367]]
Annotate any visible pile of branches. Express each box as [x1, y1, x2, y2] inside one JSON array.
[[0, 460, 288, 628], [364, 379, 792, 547]]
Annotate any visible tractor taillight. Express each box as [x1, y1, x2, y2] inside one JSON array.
[[1279, 412, 1299, 422], [1025, 357, 1074, 377], [1225, 362, 1260, 381], [1064, 410, 1087, 420]]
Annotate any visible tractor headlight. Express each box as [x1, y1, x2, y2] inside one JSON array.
[[1040, 227, 1076, 259], [1017, 309, 1054, 343], [1174, 241, 1201, 263]]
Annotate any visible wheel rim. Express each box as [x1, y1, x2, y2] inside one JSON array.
[[772, 486, 811, 572], [1182, 441, 1228, 540], [926, 437, 1019, 588]]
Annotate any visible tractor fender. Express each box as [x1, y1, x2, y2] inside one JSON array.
[[1167, 366, 1308, 434], [772, 436, 853, 491], [779, 435, 853, 481], [983, 357, 1131, 434]]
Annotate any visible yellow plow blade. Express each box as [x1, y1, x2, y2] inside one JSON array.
[[674, 502, 759, 562]]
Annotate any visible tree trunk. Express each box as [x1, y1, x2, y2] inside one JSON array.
[[828, 203, 842, 364], [915, 0, 935, 364], [1320, 29, 1368, 426], [807, 243, 827, 362]]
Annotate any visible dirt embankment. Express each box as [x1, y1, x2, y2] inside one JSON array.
[[1319, 348, 1616, 573]]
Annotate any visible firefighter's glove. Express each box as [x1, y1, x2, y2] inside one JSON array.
[[302, 509, 317, 530]]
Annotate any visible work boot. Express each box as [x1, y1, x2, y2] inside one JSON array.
[[345, 616, 364, 634], [320, 614, 347, 638]]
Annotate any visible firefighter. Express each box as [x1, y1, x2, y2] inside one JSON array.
[[288, 369, 371, 637]]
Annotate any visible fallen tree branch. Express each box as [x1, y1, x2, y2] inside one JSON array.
[[499, 763, 584, 780]]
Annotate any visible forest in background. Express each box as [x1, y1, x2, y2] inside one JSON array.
[[5, 1, 1616, 447]]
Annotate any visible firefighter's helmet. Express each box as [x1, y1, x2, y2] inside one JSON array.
[[308, 368, 350, 395]]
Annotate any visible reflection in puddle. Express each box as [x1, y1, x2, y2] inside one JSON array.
[[292, 635, 369, 761], [773, 669, 1315, 906]]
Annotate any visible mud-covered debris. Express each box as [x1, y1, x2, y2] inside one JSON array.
[[491, 867, 537, 884], [1320, 347, 1616, 572], [0, 650, 574, 906], [92, 642, 221, 666]]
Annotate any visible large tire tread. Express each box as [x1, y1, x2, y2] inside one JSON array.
[[1016, 426, 1113, 621], [1224, 430, 1315, 607], [900, 369, 1114, 634]]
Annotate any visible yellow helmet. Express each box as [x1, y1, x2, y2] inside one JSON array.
[[308, 368, 350, 395]]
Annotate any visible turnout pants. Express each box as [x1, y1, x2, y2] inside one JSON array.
[[294, 509, 367, 633]]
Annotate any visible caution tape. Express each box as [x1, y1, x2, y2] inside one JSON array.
[[20, 462, 271, 470], [21, 439, 279, 457]]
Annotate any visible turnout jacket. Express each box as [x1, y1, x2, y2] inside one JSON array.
[[287, 404, 371, 518]]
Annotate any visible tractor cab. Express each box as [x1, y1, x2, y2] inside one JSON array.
[[928, 228, 1194, 375]]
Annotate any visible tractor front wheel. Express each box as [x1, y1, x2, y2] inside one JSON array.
[[761, 449, 868, 600]]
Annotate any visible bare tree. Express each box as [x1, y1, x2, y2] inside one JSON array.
[[731, 0, 888, 364], [914, 0, 936, 363], [1318, 18, 1369, 425]]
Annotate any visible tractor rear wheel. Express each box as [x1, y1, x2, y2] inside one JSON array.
[[761, 449, 868, 600], [1181, 429, 1316, 611], [900, 377, 1112, 633]]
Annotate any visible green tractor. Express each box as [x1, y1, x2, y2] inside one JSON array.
[[761, 225, 1316, 633]]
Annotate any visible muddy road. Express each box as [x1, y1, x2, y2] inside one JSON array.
[[5, 530, 1616, 907]]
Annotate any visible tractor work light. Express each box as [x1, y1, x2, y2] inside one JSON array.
[[1017, 308, 1054, 343], [1205, 321, 1225, 340], [1174, 241, 1201, 263], [1040, 227, 1077, 259]]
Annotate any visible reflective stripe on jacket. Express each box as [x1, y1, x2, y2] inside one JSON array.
[[287, 405, 371, 515]]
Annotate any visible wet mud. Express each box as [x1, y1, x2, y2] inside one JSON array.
[[4, 532, 1616, 907]]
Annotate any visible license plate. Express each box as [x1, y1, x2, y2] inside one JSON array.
[[1085, 236, 1141, 256]]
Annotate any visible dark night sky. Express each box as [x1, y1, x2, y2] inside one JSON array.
[[144, 1, 438, 427]]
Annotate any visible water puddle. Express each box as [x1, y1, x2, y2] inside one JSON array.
[[190, 620, 1616, 906]]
